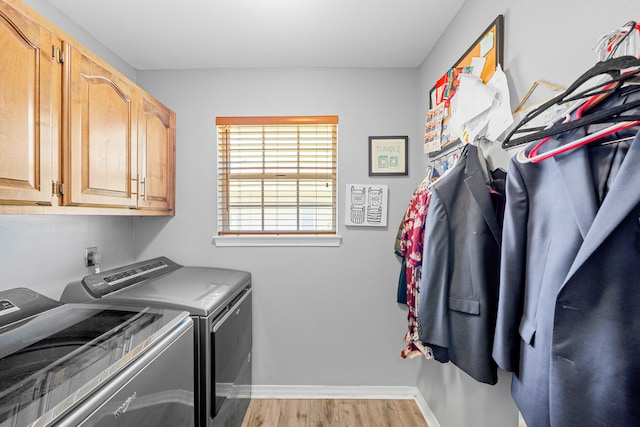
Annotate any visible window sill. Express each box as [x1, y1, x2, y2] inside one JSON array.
[[213, 234, 343, 247]]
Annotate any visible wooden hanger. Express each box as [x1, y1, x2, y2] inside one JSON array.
[[513, 81, 566, 114]]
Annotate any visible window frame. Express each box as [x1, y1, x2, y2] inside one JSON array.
[[215, 116, 339, 244]]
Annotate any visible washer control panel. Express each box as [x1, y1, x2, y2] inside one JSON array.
[[81, 257, 182, 298]]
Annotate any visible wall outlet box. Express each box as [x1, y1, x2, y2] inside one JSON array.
[[85, 247, 98, 267]]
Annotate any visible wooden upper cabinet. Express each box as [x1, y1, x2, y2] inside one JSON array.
[[0, 0, 176, 215], [62, 42, 138, 208], [138, 94, 176, 213], [0, 1, 53, 205]]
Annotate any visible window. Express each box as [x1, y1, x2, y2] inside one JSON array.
[[216, 116, 337, 236]]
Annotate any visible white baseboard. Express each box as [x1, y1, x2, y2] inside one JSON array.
[[249, 385, 440, 427], [413, 389, 441, 427]]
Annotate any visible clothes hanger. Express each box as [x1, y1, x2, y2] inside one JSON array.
[[589, 134, 636, 147], [594, 134, 637, 146], [516, 121, 640, 164], [512, 21, 640, 160], [511, 82, 640, 157], [418, 166, 434, 188], [513, 81, 566, 115], [516, 72, 640, 163], [427, 143, 470, 190], [594, 20, 640, 61], [426, 165, 434, 180], [502, 56, 640, 149], [509, 22, 640, 150], [517, 78, 619, 160]]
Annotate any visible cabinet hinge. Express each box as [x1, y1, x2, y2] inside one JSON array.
[[51, 46, 64, 64], [52, 181, 64, 197]]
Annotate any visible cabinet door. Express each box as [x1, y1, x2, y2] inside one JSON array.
[[138, 95, 175, 213], [62, 42, 137, 208], [0, 1, 53, 205]]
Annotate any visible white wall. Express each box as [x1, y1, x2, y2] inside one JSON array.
[[3, 1, 640, 426], [134, 67, 426, 387], [416, 0, 640, 426], [21, 0, 136, 81], [0, 215, 136, 299]]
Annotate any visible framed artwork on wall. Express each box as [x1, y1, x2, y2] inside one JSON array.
[[368, 136, 408, 176]]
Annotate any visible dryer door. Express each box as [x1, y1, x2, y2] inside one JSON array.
[[212, 287, 252, 426]]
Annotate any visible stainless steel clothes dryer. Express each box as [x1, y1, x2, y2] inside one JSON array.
[[0, 287, 194, 427], [60, 257, 252, 427]]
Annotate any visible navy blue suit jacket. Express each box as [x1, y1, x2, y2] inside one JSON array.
[[418, 143, 503, 384], [493, 86, 640, 426]]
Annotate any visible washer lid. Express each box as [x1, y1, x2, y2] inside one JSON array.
[[0, 288, 62, 330], [0, 302, 189, 427], [103, 266, 251, 316]]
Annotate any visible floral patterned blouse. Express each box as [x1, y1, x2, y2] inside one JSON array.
[[399, 184, 433, 359]]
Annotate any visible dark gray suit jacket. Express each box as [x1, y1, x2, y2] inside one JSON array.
[[418, 143, 503, 384], [493, 86, 640, 426]]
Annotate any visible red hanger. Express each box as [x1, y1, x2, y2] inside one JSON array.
[[502, 56, 640, 149], [517, 120, 639, 164], [518, 71, 640, 163]]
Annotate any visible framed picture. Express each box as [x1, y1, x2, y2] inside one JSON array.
[[368, 136, 408, 176]]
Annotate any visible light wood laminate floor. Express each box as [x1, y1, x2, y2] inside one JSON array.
[[241, 399, 429, 427]]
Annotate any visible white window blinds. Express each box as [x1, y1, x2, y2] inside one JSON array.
[[216, 116, 338, 235]]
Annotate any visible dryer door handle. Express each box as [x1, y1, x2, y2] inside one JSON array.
[[212, 288, 252, 333]]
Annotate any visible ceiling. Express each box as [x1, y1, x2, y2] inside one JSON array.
[[47, 0, 465, 70]]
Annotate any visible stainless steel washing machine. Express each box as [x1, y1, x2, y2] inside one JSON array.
[[0, 287, 194, 427], [60, 257, 252, 427]]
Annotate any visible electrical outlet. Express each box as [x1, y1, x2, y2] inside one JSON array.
[[85, 247, 98, 267]]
